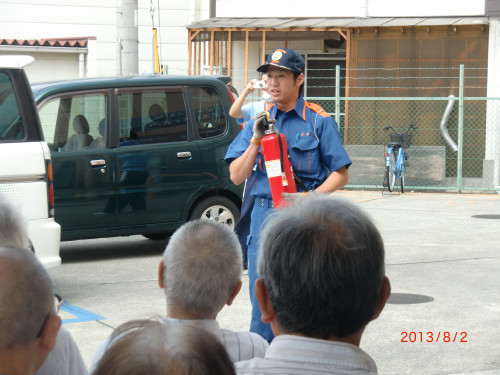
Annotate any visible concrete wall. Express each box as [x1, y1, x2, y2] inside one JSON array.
[[216, 0, 485, 18], [136, 0, 207, 75], [22, 52, 81, 83], [0, 0, 210, 81], [0, 0, 495, 88], [0, 0, 116, 80]]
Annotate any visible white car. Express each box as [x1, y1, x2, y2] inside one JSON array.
[[0, 55, 61, 268]]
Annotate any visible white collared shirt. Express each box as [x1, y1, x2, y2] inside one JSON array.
[[90, 317, 268, 372], [161, 318, 269, 363], [235, 334, 378, 375], [36, 326, 88, 375]]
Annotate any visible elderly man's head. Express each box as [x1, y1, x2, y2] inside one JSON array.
[[0, 194, 29, 248], [0, 246, 61, 372], [159, 219, 243, 319], [92, 318, 236, 375], [256, 195, 390, 342]]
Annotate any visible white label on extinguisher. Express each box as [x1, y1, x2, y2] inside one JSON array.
[[265, 159, 282, 178]]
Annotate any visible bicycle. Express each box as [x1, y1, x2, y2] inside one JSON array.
[[383, 124, 417, 193]]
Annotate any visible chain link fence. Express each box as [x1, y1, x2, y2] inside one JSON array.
[[304, 66, 500, 192], [305, 97, 500, 192], [230, 65, 500, 192]]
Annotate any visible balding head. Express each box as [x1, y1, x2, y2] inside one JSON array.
[[0, 246, 54, 348], [161, 219, 242, 318]]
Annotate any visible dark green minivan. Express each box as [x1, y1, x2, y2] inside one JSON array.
[[31, 75, 242, 241]]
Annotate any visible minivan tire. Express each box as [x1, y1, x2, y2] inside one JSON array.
[[189, 196, 240, 229]]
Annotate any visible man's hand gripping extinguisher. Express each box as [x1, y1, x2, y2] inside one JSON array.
[[260, 112, 297, 208]]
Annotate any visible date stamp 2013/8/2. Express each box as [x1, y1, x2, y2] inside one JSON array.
[[401, 331, 468, 343]]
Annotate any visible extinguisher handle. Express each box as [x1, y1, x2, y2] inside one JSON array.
[[253, 111, 269, 139]]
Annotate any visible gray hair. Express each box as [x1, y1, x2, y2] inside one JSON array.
[[0, 193, 29, 248], [93, 317, 235, 375], [258, 195, 385, 339], [0, 246, 54, 348], [162, 219, 242, 317]]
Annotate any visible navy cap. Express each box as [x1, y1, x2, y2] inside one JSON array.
[[257, 48, 305, 74]]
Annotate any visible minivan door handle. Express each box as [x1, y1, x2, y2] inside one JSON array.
[[177, 152, 192, 159], [90, 159, 106, 167]]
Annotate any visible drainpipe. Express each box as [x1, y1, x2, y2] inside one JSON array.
[[78, 53, 85, 78], [440, 95, 458, 152]]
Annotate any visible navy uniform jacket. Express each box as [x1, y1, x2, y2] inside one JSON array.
[[225, 96, 351, 199]]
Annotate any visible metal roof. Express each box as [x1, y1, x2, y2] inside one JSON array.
[[382, 18, 427, 27], [188, 16, 489, 30]]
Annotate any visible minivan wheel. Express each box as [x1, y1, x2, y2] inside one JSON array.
[[190, 196, 240, 229], [142, 233, 170, 240]]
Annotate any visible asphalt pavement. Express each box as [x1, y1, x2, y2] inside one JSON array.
[[48, 190, 500, 375]]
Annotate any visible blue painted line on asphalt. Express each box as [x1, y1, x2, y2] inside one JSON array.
[[60, 301, 106, 324]]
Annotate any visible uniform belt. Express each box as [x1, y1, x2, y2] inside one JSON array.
[[254, 197, 274, 208]]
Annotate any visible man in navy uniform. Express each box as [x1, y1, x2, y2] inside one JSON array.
[[225, 47, 351, 341]]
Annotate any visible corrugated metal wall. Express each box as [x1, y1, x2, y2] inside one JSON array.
[[345, 25, 490, 182], [348, 25, 488, 98]]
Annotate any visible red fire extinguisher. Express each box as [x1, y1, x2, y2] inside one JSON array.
[[261, 113, 297, 208]]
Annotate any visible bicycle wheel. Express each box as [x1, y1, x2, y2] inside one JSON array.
[[385, 148, 397, 192], [400, 175, 405, 193]]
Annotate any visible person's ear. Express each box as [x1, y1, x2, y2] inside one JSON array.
[[255, 279, 275, 323], [158, 261, 165, 289], [226, 280, 242, 306], [296, 73, 305, 87], [38, 314, 61, 352], [372, 276, 391, 321]]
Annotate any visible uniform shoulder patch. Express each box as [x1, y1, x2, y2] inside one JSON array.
[[305, 101, 330, 117]]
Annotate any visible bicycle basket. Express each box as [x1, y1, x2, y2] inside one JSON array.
[[390, 133, 413, 148]]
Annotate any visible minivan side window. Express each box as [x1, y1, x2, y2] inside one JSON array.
[[0, 72, 25, 140], [38, 93, 107, 152], [117, 90, 187, 145], [190, 86, 226, 138]]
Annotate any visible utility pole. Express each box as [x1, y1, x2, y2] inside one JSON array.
[[210, 0, 216, 18], [117, 0, 138, 75]]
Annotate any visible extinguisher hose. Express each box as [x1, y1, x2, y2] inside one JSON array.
[[293, 171, 308, 192], [275, 126, 286, 174]]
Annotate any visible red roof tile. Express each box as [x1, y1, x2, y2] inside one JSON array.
[[0, 37, 95, 48]]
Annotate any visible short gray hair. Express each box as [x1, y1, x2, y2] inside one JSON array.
[[162, 219, 242, 317], [258, 195, 385, 339], [93, 317, 235, 375], [0, 193, 29, 248], [0, 246, 54, 348]]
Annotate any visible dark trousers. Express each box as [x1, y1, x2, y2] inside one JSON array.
[[234, 172, 256, 269]]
